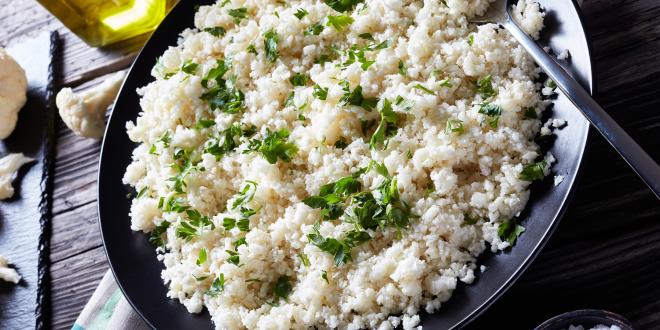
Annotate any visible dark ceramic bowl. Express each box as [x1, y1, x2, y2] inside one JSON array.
[[535, 310, 635, 330], [98, 0, 594, 329]]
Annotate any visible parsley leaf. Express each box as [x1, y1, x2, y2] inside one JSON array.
[[196, 248, 207, 265], [232, 180, 257, 210], [323, 0, 363, 12], [247, 44, 258, 55], [524, 107, 538, 119], [263, 29, 280, 62], [468, 34, 475, 46], [195, 119, 216, 129], [223, 217, 236, 230], [398, 60, 407, 75], [149, 220, 170, 247], [246, 129, 298, 164], [289, 72, 309, 86], [204, 26, 226, 37], [478, 103, 503, 128], [358, 33, 374, 41], [476, 75, 497, 98], [321, 270, 329, 283], [519, 161, 547, 181], [204, 123, 243, 159], [299, 253, 311, 267], [413, 84, 436, 95], [498, 220, 525, 246], [306, 22, 325, 35], [445, 118, 464, 134], [181, 60, 199, 74], [294, 8, 309, 20], [339, 80, 378, 111], [370, 99, 399, 150], [326, 14, 354, 31], [313, 84, 329, 100], [227, 7, 248, 24], [273, 276, 292, 300], [206, 274, 225, 297], [334, 138, 349, 149], [226, 250, 240, 265]]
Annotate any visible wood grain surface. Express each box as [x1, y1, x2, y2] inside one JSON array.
[[1, 0, 659, 329]]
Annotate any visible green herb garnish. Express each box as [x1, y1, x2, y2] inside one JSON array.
[[289, 72, 309, 86], [294, 8, 309, 19], [370, 99, 398, 150], [206, 274, 225, 297], [204, 26, 226, 37], [228, 7, 248, 24], [263, 29, 280, 62], [476, 75, 497, 98], [326, 14, 354, 31], [246, 129, 298, 164], [498, 220, 525, 246], [519, 161, 547, 181]]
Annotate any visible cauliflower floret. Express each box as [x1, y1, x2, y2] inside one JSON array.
[[0, 47, 28, 139], [0, 153, 34, 200], [0, 254, 21, 284], [56, 70, 126, 139]]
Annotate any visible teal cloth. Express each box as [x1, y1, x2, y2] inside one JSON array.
[[72, 270, 150, 330]]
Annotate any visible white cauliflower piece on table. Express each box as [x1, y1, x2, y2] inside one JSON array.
[[0, 47, 28, 140], [0, 153, 34, 200], [0, 254, 21, 284], [56, 70, 126, 139]]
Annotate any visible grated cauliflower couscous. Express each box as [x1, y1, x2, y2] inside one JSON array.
[[123, 0, 550, 329]]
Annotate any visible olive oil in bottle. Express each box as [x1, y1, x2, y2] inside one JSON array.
[[37, 0, 177, 47]]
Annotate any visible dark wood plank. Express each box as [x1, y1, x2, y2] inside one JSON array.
[[50, 246, 107, 330]]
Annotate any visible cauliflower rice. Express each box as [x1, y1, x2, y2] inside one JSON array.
[[123, 0, 549, 329]]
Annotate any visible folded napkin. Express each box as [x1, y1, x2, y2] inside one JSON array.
[[72, 271, 149, 330]]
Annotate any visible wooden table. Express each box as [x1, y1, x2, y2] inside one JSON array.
[[1, 1, 659, 329]]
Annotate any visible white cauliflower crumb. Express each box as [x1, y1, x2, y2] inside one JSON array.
[[0, 254, 21, 284], [56, 70, 126, 139], [554, 175, 565, 186], [557, 49, 571, 60], [551, 118, 567, 128], [0, 153, 34, 200], [0, 47, 28, 140], [480, 265, 488, 272]]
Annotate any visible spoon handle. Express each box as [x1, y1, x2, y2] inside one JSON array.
[[504, 19, 660, 199]]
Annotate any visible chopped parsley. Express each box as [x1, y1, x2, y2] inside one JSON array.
[[232, 180, 257, 210], [339, 80, 378, 111], [323, 0, 363, 12], [478, 103, 503, 128], [334, 138, 349, 149], [294, 8, 309, 20], [200, 60, 245, 114], [519, 161, 547, 181], [136, 186, 148, 198], [226, 250, 240, 265], [206, 274, 225, 297], [204, 123, 243, 159], [313, 84, 329, 100], [233, 237, 247, 250], [303, 173, 362, 220], [299, 253, 311, 267], [196, 248, 207, 265], [306, 22, 325, 35], [321, 270, 329, 283], [246, 129, 298, 164], [476, 75, 497, 98], [524, 107, 538, 119], [439, 78, 453, 88], [358, 33, 375, 41], [304, 163, 416, 265], [181, 60, 199, 74], [398, 60, 407, 75], [223, 218, 237, 230], [498, 220, 525, 246], [545, 78, 557, 89], [273, 276, 293, 301], [227, 7, 248, 24], [395, 95, 415, 111], [203, 26, 226, 37], [263, 29, 280, 62], [148, 220, 170, 247], [195, 119, 216, 129], [289, 72, 309, 86], [468, 34, 474, 46], [370, 99, 398, 150], [175, 209, 214, 241], [445, 118, 464, 134], [326, 14, 354, 31], [247, 44, 258, 55], [413, 84, 436, 95], [343, 40, 391, 70]]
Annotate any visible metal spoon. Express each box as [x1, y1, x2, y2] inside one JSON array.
[[474, 0, 660, 199]]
